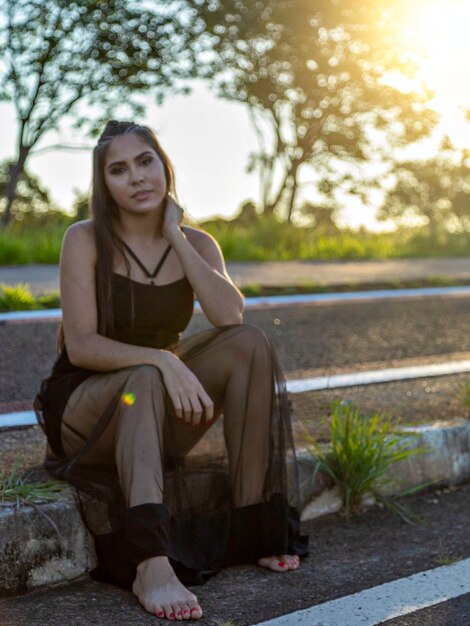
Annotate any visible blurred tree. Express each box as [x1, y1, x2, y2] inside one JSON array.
[[0, 159, 54, 221], [72, 189, 89, 222], [234, 200, 259, 225], [187, 0, 438, 222], [379, 138, 470, 235], [0, 0, 192, 226], [299, 202, 339, 233]]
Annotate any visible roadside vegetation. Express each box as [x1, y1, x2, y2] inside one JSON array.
[[2, 214, 470, 267], [0, 462, 65, 508], [301, 400, 431, 523], [2, 275, 469, 313]]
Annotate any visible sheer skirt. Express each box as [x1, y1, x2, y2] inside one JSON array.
[[39, 324, 308, 587]]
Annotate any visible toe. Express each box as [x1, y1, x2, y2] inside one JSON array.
[[258, 556, 289, 572], [284, 555, 300, 569], [175, 607, 184, 621], [163, 604, 175, 620], [155, 605, 165, 619], [190, 605, 203, 620], [180, 603, 192, 620]]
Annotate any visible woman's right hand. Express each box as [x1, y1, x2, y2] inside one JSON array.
[[157, 351, 214, 425]]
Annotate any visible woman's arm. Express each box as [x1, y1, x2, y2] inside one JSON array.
[[163, 198, 244, 327], [60, 222, 214, 424]]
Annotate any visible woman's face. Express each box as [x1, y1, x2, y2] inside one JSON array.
[[103, 132, 167, 216]]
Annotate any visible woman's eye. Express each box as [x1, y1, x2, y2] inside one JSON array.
[[110, 167, 125, 175], [141, 157, 153, 166]]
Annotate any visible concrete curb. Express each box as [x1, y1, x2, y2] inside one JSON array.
[[1, 419, 469, 595], [300, 418, 470, 520], [0, 486, 96, 595]]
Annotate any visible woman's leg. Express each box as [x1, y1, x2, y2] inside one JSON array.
[[174, 325, 300, 573], [61, 364, 203, 621]]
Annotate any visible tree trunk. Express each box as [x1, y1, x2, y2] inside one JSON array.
[[286, 166, 300, 224], [1, 145, 30, 227]]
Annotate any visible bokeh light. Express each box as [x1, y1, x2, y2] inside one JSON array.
[[121, 392, 136, 406]]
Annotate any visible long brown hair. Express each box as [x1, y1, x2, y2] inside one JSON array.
[[57, 120, 177, 353]]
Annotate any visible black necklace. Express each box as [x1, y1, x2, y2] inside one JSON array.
[[121, 240, 172, 285]]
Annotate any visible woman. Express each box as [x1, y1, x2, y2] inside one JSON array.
[[35, 120, 307, 621]]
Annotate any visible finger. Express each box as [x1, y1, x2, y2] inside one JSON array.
[[171, 394, 183, 420], [200, 392, 214, 423], [189, 397, 203, 426], [181, 397, 192, 423]]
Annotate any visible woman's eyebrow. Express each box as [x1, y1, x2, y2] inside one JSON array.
[[106, 151, 154, 169]]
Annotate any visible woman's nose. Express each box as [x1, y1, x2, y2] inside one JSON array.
[[129, 167, 144, 183]]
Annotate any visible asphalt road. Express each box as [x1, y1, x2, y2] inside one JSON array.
[[1, 483, 469, 625], [2, 291, 470, 625], [2, 293, 470, 407], [2, 256, 470, 294]]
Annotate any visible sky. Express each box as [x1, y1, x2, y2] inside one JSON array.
[[3, 0, 470, 231], [0, 81, 264, 226]]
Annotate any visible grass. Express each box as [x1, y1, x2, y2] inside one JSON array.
[[0, 283, 60, 312], [0, 222, 66, 265], [2, 218, 470, 265], [301, 400, 431, 523], [1, 276, 469, 313], [0, 461, 66, 508]]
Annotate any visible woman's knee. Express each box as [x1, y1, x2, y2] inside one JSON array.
[[122, 364, 164, 392], [221, 323, 271, 361]]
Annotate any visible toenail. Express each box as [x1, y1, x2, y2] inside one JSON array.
[[278, 561, 287, 567], [169, 613, 175, 619], [157, 611, 164, 617]]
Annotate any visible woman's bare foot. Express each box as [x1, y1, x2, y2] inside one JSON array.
[[132, 556, 203, 620], [257, 554, 300, 572]]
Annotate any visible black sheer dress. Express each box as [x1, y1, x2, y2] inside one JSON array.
[[35, 249, 308, 588]]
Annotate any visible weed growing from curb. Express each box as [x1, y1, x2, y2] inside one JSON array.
[[301, 400, 431, 523], [0, 462, 66, 508], [0, 282, 60, 312]]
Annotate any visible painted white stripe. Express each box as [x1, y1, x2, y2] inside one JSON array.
[[3, 358, 470, 428], [0, 308, 62, 322], [1, 285, 470, 323], [0, 411, 38, 428], [285, 360, 470, 393], [245, 285, 470, 308], [255, 558, 470, 626]]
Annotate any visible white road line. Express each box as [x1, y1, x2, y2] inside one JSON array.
[[0, 411, 38, 428], [3, 359, 470, 429], [255, 558, 470, 626], [1, 285, 470, 323], [286, 360, 470, 393]]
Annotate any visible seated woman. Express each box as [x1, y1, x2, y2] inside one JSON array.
[[35, 120, 307, 622]]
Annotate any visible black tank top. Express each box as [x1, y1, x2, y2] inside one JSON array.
[[111, 273, 194, 348], [37, 243, 194, 457]]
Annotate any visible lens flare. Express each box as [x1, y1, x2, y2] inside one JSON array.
[[121, 392, 136, 406]]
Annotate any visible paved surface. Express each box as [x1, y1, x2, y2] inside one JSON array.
[[1, 484, 469, 625], [1, 256, 470, 294], [2, 260, 470, 625]]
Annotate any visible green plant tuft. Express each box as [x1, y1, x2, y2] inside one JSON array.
[[0, 282, 37, 311], [302, 400, 431, 523], [0, 461, 66, 508]]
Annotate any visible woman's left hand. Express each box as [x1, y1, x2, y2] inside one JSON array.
[[162, 196, 184, 240]]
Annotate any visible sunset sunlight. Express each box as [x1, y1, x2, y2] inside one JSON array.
[[404, 0, 470, 106]]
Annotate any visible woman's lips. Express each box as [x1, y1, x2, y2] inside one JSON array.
[[132, 190, 153, 201]]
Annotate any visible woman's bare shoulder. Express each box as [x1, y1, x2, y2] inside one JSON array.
[[62, 220, 97, 264]]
